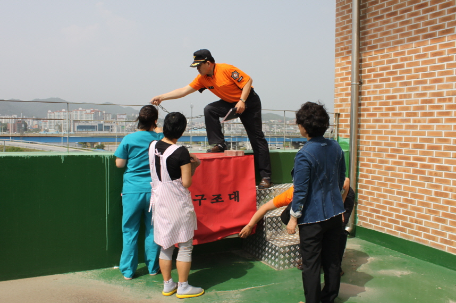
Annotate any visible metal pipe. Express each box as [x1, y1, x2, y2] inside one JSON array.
[[67, 102, 70, 153], [334, 113, 340, 140], [346, 0, 360, 235], [190, 103, 193, 148], [283, 110, 286, 149]]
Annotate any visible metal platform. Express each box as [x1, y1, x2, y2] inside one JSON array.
[[243, 183, 301, 270]]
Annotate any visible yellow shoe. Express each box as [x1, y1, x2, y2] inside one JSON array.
[[162, 288, 177, 296], [176, 284, 205, 299]]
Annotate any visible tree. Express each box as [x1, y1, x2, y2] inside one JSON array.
[[94, 143, 105, 150]]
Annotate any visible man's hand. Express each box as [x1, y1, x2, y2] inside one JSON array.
[[287, 216, 298, 234], [150, 95, 164, 105], [239, 225, 253, 238], [235, 101, 246, 114], [150, 86, 197, 106]]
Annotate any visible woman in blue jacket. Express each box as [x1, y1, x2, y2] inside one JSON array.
[[287, 102, 346, 303], [114, 105, 164, 280]]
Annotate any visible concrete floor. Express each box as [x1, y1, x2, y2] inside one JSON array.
[[1, 238, 455, 303]]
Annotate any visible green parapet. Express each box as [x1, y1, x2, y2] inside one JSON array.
[[0, 149, 354, 282], [244, 149, 297, 184], [0, 153, 254, 281], [0, 153, 124, 281], [337, 136, 350, 151]]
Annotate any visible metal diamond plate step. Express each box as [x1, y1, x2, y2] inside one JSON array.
[[243, 183, 301, 270], [256, 183, 294, 207], [264, 206, 299, 241]]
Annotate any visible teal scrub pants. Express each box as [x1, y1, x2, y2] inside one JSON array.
[[120, 192, 160, 278]]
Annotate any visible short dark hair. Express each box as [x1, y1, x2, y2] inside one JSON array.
[[163, 112, 187, 140], [136, 105, 158, 130], [295, 102, 329, 137]]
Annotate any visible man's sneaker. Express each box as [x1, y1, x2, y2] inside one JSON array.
[[207, 143, 226, 153], [258, 177, 272, 189], [176, 282, 205, 299], [162, 279, 178, 296]]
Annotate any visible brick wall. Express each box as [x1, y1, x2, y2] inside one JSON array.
[[335, 0, 456, 254]]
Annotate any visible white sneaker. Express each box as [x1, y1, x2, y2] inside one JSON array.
[[162, 279, 177, 296]]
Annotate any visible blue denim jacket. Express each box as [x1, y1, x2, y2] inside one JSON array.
[[290, 136, 346, 224]]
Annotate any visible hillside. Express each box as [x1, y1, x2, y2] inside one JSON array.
[[262, 112, 295, 122], [0, 98, 139, 118]]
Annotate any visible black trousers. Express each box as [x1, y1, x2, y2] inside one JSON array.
[[298, 215, 343, 303], [204, 89, 271, 178]]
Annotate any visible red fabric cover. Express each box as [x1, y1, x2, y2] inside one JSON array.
[[189, 153, 256, 245]]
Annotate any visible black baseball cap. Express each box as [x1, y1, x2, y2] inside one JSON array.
[[190, 49, 214, 67]]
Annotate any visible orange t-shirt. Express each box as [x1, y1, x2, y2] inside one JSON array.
[[273, 186, 294, 208], [189, 63, 251, 103]]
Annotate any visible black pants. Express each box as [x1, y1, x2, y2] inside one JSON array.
[[204, 89, 271, 178], [298, 215, 343, 303]]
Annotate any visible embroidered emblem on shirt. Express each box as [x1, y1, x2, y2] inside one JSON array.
[[231, 71, 239, 80], [237, 76, 243, 82], [208, 86, 214, 89]]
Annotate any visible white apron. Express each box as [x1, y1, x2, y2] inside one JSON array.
[[148, 141, 197, 249]]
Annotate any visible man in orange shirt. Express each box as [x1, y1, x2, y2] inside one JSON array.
[[151, 49, 272, 189]]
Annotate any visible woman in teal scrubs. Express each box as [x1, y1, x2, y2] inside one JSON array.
[[114, 105, 164, 279]]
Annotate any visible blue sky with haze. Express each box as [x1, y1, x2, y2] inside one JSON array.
[[1, 1, 336, 118]]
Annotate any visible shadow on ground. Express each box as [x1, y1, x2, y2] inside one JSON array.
[[337, 248, 373, 302]]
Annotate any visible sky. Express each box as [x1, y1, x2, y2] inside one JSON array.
[[0, 1, 336, 118]]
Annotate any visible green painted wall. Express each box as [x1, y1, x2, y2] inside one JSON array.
[[244, 149, 296, 184], [0, 153, 242, 282], [0, 153, 123, 281]]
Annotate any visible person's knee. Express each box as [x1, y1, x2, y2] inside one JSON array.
[[204, 104, 214, 115], [176, 240, 193, 262], [159, 246, 174, 261]]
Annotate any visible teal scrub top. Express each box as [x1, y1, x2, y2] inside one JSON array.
[[114, 130, 164, 193]]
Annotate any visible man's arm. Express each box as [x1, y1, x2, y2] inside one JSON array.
[[342, 177, 350, 202], [239, 199, 277, 238], [240, 185, 294, 238], [151, 85, 197, 105], [234, 78, 252, 114]]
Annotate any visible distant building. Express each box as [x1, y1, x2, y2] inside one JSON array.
[[42, 108, 114, 132]]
